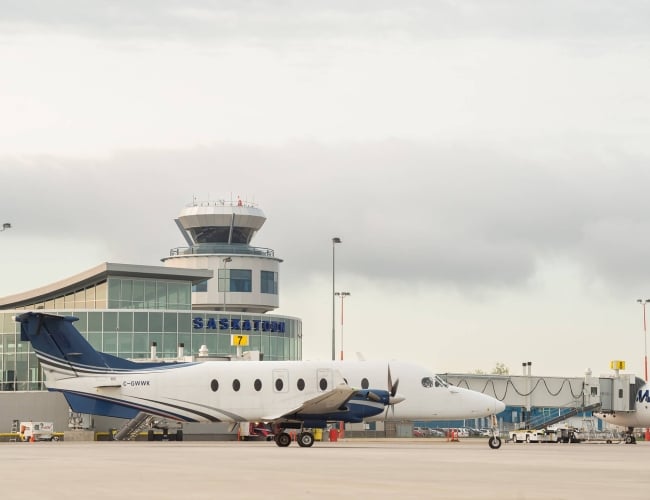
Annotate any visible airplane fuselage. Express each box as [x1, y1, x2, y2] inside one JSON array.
[[18, 312, 507, 448], [45, 359, 503, 423]]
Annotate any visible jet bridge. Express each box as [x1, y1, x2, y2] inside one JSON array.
[[598, 375, 640, 414], [586, 360, 648, 444], [591, 361, 645, 414]]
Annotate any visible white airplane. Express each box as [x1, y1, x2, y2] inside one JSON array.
[[17, 312, 506, 448], [594, 379, 650, 444]]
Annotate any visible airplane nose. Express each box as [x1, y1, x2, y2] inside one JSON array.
[[479, 392, 505, 415]]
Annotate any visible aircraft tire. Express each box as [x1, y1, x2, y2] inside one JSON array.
[[297, 431, 314, 448], [488, 436, 502, 449], [276, 432, 292, 447]]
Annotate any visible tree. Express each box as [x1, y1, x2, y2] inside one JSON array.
[[491, 362, 509, 375]]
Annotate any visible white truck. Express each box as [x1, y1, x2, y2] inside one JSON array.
[[510, 428, 550, 443], [19, 422, 58, 442], [509, 425, 580, 444]]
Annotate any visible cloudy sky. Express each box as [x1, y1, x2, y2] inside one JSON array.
[[2, 1, 650, 377]]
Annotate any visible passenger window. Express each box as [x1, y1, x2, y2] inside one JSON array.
[[232, 379, 241, 392], [254, 379, 262, 391], [319, 378, 328, 391], [297, 378, 305, 391], [275, 378, 284, 391], [210, 379, 219, 392], [361, 378, 369, 389]]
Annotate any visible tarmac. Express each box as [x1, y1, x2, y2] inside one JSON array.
[[1, 438, 649, 499]]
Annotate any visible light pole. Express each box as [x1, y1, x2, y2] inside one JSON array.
[[1, 222, 11, 232], [331, 237, 341, 361], [637, 299, 649, 381], [222, 257, 232, 311], [335, 292, 351, 360]]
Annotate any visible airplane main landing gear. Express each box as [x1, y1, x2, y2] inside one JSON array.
[[297, 431, 315, 447], [273, 428, 315, 447], [624, 427, 637, 444], [275, 432, 292, 447]]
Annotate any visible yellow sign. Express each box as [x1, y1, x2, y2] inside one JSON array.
[[610, 360, 626, 370], [231, 334, 249, 347]]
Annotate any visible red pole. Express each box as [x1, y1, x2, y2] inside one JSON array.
[[643, 300, 648, 382], [340, 294, 344, 361]]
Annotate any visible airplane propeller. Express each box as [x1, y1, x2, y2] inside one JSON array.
[[388, 364, 399, 399], [386, 364, 403, 416]]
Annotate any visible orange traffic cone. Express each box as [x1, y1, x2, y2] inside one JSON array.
[[29, 434, 35, 443]]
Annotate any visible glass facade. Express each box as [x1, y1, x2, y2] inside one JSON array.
[[11, 278, 194, 312], [261, 270, 278, 294], [218, 268, 253, 293], [0, 275, 301, 392]]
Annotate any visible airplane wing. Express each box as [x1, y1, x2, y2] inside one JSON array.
[[263, 384, 357, 420]]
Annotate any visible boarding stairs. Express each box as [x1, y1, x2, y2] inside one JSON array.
[[525, 403, 601, 430], [9, 419, 19, 442], [113, 412, 157, 441]]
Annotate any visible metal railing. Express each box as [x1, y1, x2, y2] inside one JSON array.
[[169, 244, 275, 257]]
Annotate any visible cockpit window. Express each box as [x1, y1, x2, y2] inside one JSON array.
[[421, 376, 449, 388]]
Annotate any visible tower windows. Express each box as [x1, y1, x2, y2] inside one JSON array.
[[261, 271, 278, 294]]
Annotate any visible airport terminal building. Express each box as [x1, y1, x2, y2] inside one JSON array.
[[0, 199, 302, 436]]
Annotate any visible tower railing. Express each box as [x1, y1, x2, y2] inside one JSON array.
[[169, 244, 275, 257]]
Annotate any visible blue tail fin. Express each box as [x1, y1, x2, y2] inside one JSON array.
[[17, 312, 141, 373]]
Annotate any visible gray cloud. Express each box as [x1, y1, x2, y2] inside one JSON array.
[[2, 1, 649, 43], [3, 139, 650, 294]]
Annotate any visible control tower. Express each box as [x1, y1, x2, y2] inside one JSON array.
[[162, 198, 282, 313]]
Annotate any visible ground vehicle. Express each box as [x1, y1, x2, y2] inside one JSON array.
[[240, 422, 274, 441], [509, 425, 580, 443], [19, 421, 58, 442], [510, 429, 550, 443]]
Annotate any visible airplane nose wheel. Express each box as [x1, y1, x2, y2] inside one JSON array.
[[488, 436, 502, 449], [487, 415, 502, 449]]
